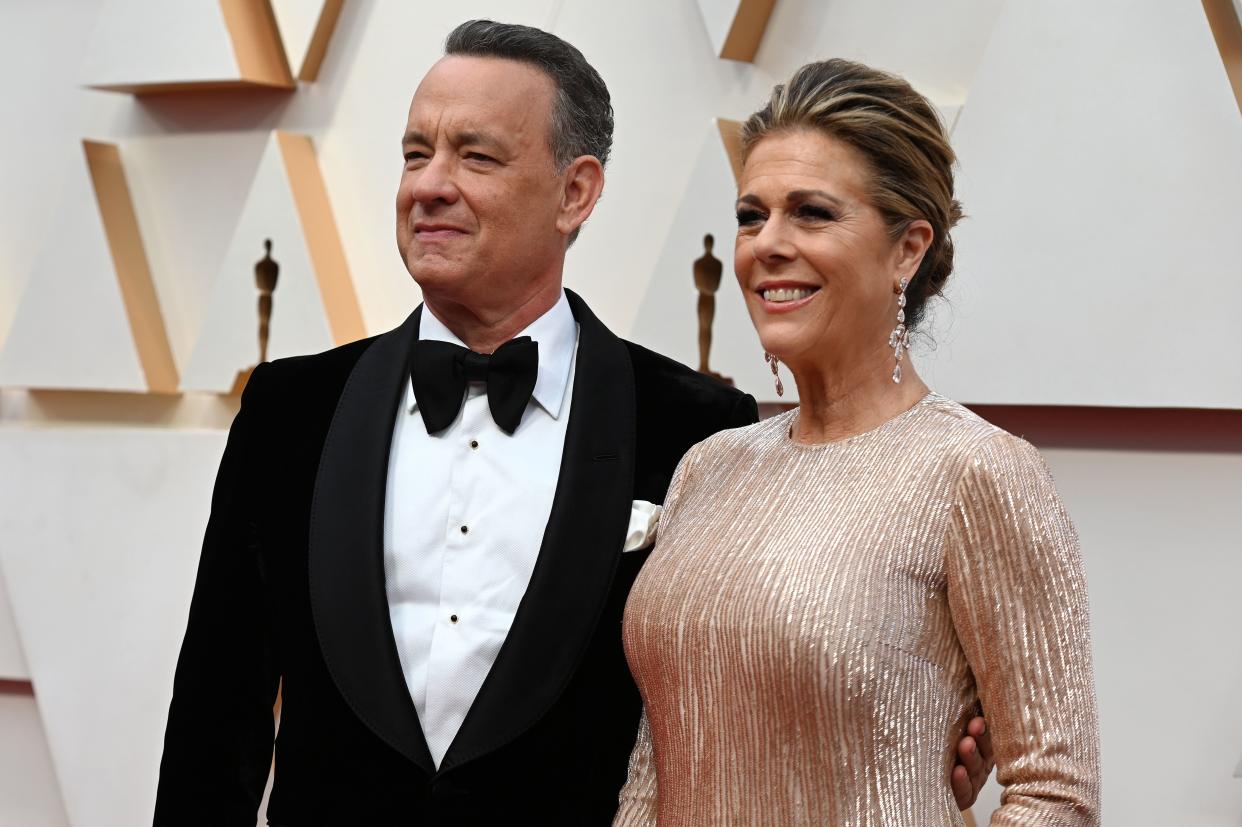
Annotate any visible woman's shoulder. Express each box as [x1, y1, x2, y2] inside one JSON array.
[[917, 393, 1054, 490]]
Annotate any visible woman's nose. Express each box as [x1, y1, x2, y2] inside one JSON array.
[[750, 216, 794, 265]]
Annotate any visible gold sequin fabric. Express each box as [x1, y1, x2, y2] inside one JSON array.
[[615, 393, 1100, 826]]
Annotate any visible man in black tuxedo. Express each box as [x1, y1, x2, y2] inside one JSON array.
[[155, 20, 992, 825]]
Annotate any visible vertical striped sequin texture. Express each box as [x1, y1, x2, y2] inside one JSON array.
[[614, 394, 1100, 826]]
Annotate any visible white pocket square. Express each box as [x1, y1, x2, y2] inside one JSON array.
[[622, 500, 663, 552]]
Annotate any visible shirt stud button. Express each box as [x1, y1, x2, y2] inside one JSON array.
[[450, 614, 459, 624], [460, 525, 469, 535], [470, 439, 479, 450]]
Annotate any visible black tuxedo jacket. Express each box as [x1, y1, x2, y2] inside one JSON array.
[[154, 291, 757, 825]]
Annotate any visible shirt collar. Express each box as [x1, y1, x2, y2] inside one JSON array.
[[409, 290, 578, 420]]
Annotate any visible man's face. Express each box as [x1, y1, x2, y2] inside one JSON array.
[[396, 55, 567, 311]]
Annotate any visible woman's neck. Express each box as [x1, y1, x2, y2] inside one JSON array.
[[787, 355, 929, 444]]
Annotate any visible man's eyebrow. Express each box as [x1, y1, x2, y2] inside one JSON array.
[[401, 129, 504, 151]]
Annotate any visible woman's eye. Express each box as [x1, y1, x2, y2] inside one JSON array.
[[736, 209, 765, 226], [798, 205, 835, 221], [798, 204, 836, 221]]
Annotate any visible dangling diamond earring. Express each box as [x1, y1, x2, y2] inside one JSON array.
[[764, 351, 784, 397], [889, 277, 911, 383]]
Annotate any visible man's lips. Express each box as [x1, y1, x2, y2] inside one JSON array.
[[413, 223, 468, 241]]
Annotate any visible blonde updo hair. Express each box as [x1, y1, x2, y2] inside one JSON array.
[[740, 59, 962, 329]]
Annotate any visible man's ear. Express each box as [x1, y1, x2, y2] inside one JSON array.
[[556, 155, 605, 238]]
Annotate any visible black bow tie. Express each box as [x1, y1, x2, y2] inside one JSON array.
[[409, 336, 539, 435]]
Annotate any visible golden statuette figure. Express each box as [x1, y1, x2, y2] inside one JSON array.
[[229, 238, 281, 396], [694, 233, 732, 385], [255, 238, 280, 364]]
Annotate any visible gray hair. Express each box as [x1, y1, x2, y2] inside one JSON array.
[[445, 19, 613, 170], [445, 21, 613, 241]]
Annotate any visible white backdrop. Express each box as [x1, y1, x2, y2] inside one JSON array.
[[0, 1, 1240, 824]]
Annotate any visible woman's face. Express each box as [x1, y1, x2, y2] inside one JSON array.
[[734, 129, 923, 375]]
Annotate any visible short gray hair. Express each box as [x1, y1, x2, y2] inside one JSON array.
[[445, 20, 613, 245], [446, 19, 613, 167]]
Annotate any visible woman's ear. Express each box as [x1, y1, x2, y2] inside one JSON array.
[[556, 155, 605, 238], [897, 219, 934, 282]]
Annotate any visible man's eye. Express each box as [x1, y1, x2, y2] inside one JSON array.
[[403, 151, 427, 163], [736, 209, 765, 226], [466, 152, 496, 163]]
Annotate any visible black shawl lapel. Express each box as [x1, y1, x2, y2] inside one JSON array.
[[307, 306, 435, 774], [439, 290, 637, 773]]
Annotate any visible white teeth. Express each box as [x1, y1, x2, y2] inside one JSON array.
[[762, 287, 816, 303]]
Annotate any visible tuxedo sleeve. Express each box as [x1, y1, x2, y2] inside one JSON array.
[[728, 392, 759, 429], [154, 363, 280, 825]]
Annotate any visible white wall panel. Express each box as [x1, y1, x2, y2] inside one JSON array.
[[0, 430, 226, 827], [0, 0, 117, 356], [919, 0, 1242, 408], [181, 132, 336, 391], [0, 145, 148, 392], [0, 566, 30, 680], [81, 0, 240, 87]]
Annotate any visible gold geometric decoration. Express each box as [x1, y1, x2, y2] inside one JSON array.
[[83, 141, 179, 394], [292, 0, 344, 82], [696, 0, 778, 63], [716, 117, 745, 185], [1203, 0, 1242, 114], [275, 131, 364, 347]]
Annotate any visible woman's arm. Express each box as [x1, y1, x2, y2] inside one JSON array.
[[946, 432, 1101, 825]]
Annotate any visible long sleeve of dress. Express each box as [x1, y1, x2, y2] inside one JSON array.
[[945, 433, 1101, 826]]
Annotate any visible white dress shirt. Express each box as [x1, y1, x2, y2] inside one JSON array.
[[383, 291, 578, 767]]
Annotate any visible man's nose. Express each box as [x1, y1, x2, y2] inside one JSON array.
[[410, 155, 459, 205]]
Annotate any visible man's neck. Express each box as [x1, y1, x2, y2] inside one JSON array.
[[423, 282, 563, 354]]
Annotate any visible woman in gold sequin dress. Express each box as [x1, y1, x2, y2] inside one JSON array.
[[615, 60, 1101, 826]]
